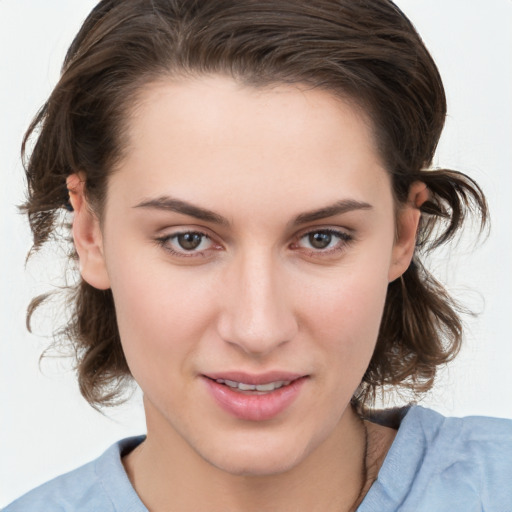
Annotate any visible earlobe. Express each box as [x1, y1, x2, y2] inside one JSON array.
[[388, 181, 428, 282], [67, 174, 111, 290]]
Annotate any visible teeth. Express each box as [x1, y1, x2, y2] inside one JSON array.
[[238, 382, 256, 391], [215, 379, 291, 392]]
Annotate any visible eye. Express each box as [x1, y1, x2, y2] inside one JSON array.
[[155, 230, 217, 257], [306, 231, 336, 249], [175, 232, 207, 251], [293, 228, 353, 255]]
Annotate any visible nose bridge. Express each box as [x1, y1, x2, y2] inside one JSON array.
[[219, 246, 297, 356]]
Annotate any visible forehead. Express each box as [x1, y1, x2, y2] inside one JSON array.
[[110, 75, 391, 218], [127, 75, 377, 156]]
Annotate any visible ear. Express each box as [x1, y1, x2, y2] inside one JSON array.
[[67, 174, 111, 290], [388, 181, 428, 282]]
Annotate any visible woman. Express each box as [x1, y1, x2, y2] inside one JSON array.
[[4, 0, 512, 510]]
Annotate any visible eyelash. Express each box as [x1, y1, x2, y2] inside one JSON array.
[[154, 231, 218, 258], [154, 228, 354, 259], [292, 228, 354, 257]]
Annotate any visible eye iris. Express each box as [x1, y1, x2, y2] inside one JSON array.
[[309, 231, 332, 249], [177, 233, 203, 250]]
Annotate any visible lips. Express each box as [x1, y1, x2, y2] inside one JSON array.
[[204, 371, 304, 386], [215, 379, 291, 392], [202, 372, 308, 421]]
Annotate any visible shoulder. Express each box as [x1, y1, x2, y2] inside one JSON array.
[[407, 407, 512, 508], [405, 405, 512, 469], [404, 404, 512, 441], [360, 406, 512, 512], [3, 436, 146, 512]]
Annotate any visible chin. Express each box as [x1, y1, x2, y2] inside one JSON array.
[[199, 433, 312, 477]]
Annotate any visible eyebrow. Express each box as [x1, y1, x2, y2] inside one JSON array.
[[134, 196, 229, 226], [133, 196, 373, 226], [292, 199, 373, 225]]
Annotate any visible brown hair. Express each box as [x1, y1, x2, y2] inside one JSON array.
[[22, 0, 487, 407]]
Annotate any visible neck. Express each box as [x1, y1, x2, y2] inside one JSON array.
[[123, 402, 376, 512]]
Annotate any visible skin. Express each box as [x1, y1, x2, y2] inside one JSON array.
[[68, 76, 426, 511]]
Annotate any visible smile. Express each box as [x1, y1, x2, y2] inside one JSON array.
[[203, 373, 308, 421], [214, 379, 292, 393]]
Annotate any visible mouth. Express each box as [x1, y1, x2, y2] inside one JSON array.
[[202, 373, 308, 421], [207, 377, 295, 394]]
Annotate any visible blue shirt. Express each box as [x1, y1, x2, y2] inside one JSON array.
[[4, 406, 512, 511]]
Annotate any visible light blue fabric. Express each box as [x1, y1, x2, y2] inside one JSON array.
[[4, 406, 512, 511], [358, 407, 512, 512]]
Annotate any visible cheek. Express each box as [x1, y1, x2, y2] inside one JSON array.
[[104, 247, 216, 379], [292, 266, 390, 438], [303, 265, 390, 372]]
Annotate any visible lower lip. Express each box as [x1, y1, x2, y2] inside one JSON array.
[[203, 377, 307, 421]]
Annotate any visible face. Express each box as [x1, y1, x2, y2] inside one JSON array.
[[73, 76, 419, 476]]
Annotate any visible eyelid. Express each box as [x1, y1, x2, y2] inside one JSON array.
[[290, 226, 354, 256], [293, 225, 354, 242], [153, 225, 355, 259], [154, 227, 223, 258]]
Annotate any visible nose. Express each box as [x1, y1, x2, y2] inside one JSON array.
[[217, 249, 298, 357]]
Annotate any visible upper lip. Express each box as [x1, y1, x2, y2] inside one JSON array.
[[203, 371, 307, 385]]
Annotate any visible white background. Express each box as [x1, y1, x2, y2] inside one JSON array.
[[1, 0, 511, 506]]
